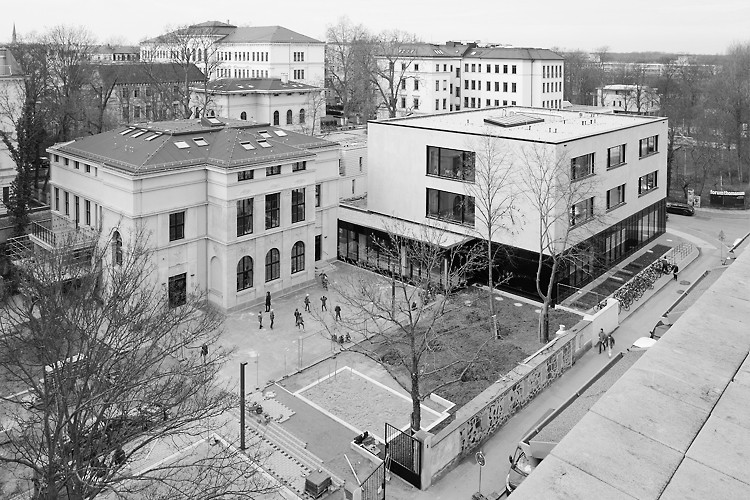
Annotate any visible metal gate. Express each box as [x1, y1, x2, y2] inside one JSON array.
[[384, 423, 422, 489], [360, 459, 386, 500]]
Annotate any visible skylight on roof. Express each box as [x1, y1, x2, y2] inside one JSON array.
[[258, 130, 272, 139], [131, 130, 147, 138], [193, 137, 209, 146], [240, 141, 255, 150], [274, 130, 288, 137], [174, 141, 190, 149], [120, 127, 135, 135], [484, 114, 545, 128], [144, 133, 162, 141], [257, 139, 271, 148], [206, 117, 222, 125]]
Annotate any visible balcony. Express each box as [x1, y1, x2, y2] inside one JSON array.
[[27, 213, 98, 252]]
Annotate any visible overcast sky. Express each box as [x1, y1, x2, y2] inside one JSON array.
[[4, 0, 747, 55]]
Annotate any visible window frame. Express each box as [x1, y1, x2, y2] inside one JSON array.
[[607, 144, 626, 169], [638, 171, 659, 195], [238, 170, 254, 182], [570, 153, 595, 181], [426, 146, 476, 182], [291, 241, 305, 274], [639, 135, 659, 158], [291, 188, 305, 223], [168, 273, 187, 308], [426, 188, 475, 226], [237, 256, 253, 291], [169, 211, 185, 241], [266, 165, 281, 176], [606, 184, 626, 210], [265, 248, 280, 282], [265, 193, 280, 229], [569, 197, 595, 227], [236, 198, 253, 236]]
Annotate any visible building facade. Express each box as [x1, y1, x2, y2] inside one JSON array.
[[0, 47, 24, 213], [342, 107, 667, 301], [597, 84, 660, 115], [376, 43, 564, 118], [45, 117, 340, 311], [141, 22, 325, 87]]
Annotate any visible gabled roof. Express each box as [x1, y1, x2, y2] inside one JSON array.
[[462, 47, 563, 60], [192, 78, 321, 94], [52, 118, 336, 175], [382, 43, 470, 59], [189, 21, 237, 29], [219, 26, 322, 44], [92, 44, 139, 55], [92, 63, 205, 86], [0, 47, 24, 77]]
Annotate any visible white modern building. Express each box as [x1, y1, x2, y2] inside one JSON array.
[[597, 84, 660, 115], [41, 117, 340, 311], [141, 22, 325, 87], [376, 42, 564, 118], [341, 107, 668, 300], [190, 78, 325, 134]]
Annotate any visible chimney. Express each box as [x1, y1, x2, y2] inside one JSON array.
[[281, 73, 288, 84]]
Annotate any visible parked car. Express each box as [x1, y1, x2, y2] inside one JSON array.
[[666, 201, 695, 216]]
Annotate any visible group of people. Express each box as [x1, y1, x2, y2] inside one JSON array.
[[598, 328, 616, 358], [255, 285, 343, 330]]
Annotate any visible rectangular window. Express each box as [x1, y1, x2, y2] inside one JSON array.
[[606, 184, 626, 209], [607, 144, 626, 168], [569, 197, 594, 226], [2, 186, 8, 206], [236, 198, 253, 236], [168, 273, 187, 308], [435, 99, 439, 111], [512, 65, 517, 74], [74, 195, 79, 224], [503, 82, 508, 92], [74, 161, 79, 169], [359, 157, 363, 172], [639, 135, 659, 157], [315, 184, 321, 207], [465, 63, 469, 73], [464, 80, 469, 90], [486, 64, 491, 73], [413, 98, 419, 110], [238, 170, 254, 181], [414, 64, 419, 71], [570, 153, 595, 180], [85, 200, 91, 226], [426, 188, 475, 226], [291, 188, 305, 223], [265, 193, 280, 229], [315, 234, 321, 261], [503, 64, 508, 74], [169, 211, 185, 241], [471, 80, 475, 90], [638, 171, 658, 194], [512, 83, 517, 93], [436, 80, 440, 91], [292, 161, 306, 172], [85, 164, 91, 173], [54, 188, 60, 211], [64, 158, 69, 166], [65, 192, 69, 215], [266, 165, 281, 176], [400, 97, 406, 108], [495, 82, 499, 92], [471, 97, 476, 108]]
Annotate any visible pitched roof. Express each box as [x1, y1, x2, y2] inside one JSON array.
[[0, 47, 24, 77], [391, 43, 469, 59], [92, 63, 205, 86], [218, 26, 322, 44], [189, 21, 237, 29], [52, 118, 336, 175], [92, 44, 139, 55], [192, 78, 321, 93], [462, 47, 563, 60]]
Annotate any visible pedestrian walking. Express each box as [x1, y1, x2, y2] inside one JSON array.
[[258, 310, 263, 329], [265, 291, 272, 312], [607, 331, 614, 358], [297, 312, 305, 329], [270, 309, 275, 329], [321, 295, 328, 311], [304, 294, 311, 313], [334, 305, 342, 321], [294, 308, 301, 327], [672, 264, 679, 281], [598, 328, 607, 354]]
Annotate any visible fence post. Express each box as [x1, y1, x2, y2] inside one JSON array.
[[414, 430, 433, 490]]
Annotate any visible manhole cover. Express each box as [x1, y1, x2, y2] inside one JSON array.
[[514, 302, 523, 307], [679, 280, 690, 286]]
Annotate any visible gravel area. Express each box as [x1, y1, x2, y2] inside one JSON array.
[[300, 368, 440, 436]]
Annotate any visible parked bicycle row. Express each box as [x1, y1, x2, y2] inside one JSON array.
[[611, 258, 676, 312]]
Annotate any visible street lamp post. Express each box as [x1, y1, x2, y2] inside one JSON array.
[[240, 362, 247, 450]]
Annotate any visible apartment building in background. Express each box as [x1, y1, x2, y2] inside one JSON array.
[[43, 117, 340, 311], [341, 107, 667, 301], [597, 84, 660, 115], [141, 22, 325, 87], [376, 42, 564, 118], [0, 47, 24, 214]]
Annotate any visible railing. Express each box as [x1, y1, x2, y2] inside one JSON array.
[[28, 214, 97, 251]]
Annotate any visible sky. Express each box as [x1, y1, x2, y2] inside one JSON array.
[[4, 0, 748, 55]]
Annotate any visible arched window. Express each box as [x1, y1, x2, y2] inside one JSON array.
[[291, 241, 305, 274], [237, 256, 253, 291], [197, 48, 202, 61], [286, 110, 293, 125], [265, 248, 280, 282], [112, 231, 122, 266], [273, 111, 279, 126], [299, 109, 306, 124], [240, 111, 247, 120], [209, 109, 216, 117]]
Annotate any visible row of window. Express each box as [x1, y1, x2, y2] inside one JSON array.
[[571, 172, 659, 227], [464, 97, 516, 108], [542, 100, 561, 109], [236, 241, 306, 291], [271, 109, 306, 126], [293, 69, 306, 80], [53, 188, 95, 226], [426, 146, 475, 182], [218, 50, 269, 62], [542, 82, 561, 93], [426, 188, 475, 226], [52, 155, 98, 177], [570, 135, 659, 181], [542, 65, 562, 79], [217, 68, 269, 78], [292, 51, 305, 62], [464, 80, 518, 93], [465, 63, 517, 74]]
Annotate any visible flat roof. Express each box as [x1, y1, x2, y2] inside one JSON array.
[[192, 78, 321, 93], [513, 248, 750, 499], [371, 107, 666, 144]]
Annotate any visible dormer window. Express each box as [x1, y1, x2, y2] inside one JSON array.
[[193, 137, 208, 146], [258, 130, 272, 139], [174, 141, 190, 149], [240, 141, 255, 150]]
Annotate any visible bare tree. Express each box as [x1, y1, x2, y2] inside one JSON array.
[[298, 87, 326, 136], [465, 132, 519, 336], [314, 222, 481, 432], [363, 30, 420, 118], [0, 226, 272, 499], [517, 144, 602, 343]]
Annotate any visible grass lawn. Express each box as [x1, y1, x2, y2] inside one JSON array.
[[353, 287, 581, 412]]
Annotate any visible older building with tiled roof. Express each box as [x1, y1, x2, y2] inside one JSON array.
[[45, 117, 341, 311], [140, 22, 324, 87]]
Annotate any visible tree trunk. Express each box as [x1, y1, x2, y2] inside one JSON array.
[[487, 237, 495, 336], [410, 370, 421, 433]]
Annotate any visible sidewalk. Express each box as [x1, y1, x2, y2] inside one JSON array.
[[386, 232, 719, 500]]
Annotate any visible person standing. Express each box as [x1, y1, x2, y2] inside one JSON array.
[[258, 310, 263, 329], [297, 312, 305, 330], [672, 264, 679, 281], [265, 291, 272, 312], [334, 305, 342, 321], [607, 331, 614, 358], [598, 328, 607, 354], [294, 308, 300, 327], [304, 294, 311, 313], [269, 309, 275, 329], [321, 295, 328, 311]]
